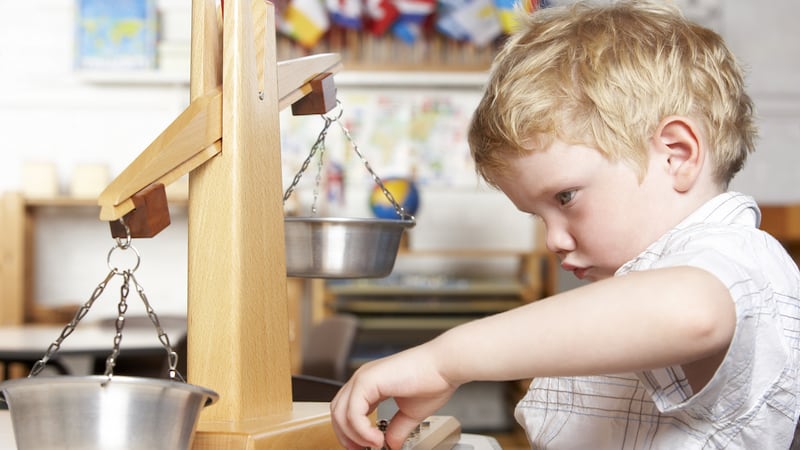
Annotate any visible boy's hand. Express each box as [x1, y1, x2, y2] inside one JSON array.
[[330, 345, 458, 450]]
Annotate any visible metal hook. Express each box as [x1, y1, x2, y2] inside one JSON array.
[[114, 217, 132, 249]]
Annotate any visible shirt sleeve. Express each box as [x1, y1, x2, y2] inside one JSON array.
[[634, 228, 791, 423]]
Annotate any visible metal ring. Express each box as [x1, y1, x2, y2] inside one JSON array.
[[321, 100, 343, 122], [107, 244, 141, 274]]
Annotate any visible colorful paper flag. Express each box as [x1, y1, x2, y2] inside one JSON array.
[[495, 0, 549, 33], [437, 0, 501, 46], [436, 0, 471, 40], [283, 0, 331, 48], [391, 0, 435, 43], [364, 0, 399, 35], [326, 0, 363, 28]]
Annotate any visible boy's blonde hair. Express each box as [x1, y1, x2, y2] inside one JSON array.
[[469, 0, 756, 188]]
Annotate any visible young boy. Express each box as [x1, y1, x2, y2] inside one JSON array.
[[330, 1, 800, 449]]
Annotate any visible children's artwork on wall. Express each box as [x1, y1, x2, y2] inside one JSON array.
[[280, 86, 483, 212], [74, 0, 158, 70]]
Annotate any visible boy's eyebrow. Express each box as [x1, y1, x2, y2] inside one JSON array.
[[529, 179, 567, 200]]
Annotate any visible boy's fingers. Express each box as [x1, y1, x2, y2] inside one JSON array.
[[384, 412, 422, 450], [331, 383, 385, 449]]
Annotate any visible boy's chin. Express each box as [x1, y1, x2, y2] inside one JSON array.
[[582, 271, 613, 282]]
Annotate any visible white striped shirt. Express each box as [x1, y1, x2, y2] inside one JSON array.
[[515, 192, 800, 449]]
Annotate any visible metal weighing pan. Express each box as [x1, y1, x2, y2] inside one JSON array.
[[0, 375, 218, 450], [285, 217, 415, 278]]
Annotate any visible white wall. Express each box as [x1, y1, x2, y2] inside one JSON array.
[[724, 1, 800, 201], [1, 0, 799, 315]]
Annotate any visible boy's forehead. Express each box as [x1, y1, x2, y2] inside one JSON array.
[[498, 141, 607, 186]]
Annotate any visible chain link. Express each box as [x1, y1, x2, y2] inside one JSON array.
[[102, 271, 131, 381], [310, 127, 327, 215], [283, 101, 415, 221], [283, 115, 335, 210], [335, 119, 414, 221], [28, 269, 117, 377], [129, 271, 184, 381]]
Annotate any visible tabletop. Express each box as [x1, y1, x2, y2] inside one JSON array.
[[0, 410, 501, 450], [0, 320, 186, 360], [0, 318, 186, 354]]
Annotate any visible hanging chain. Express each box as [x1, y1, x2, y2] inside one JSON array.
[[335, 118, 415, 221], [282, 101, 415, 221], [28, 217, 184, 382], [282, 111, 338, 211], [129, 271, 184, 382], [103, 271, 131, 381], [28, 269, 117, 377], [310, 131, 327, 215]]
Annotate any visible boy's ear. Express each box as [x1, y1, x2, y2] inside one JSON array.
[[653, 116, 704, 193]]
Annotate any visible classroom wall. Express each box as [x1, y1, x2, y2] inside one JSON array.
[[1, 0, 798, 316]]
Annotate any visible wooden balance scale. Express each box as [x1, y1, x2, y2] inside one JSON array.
[[97, 0, 346, 447]]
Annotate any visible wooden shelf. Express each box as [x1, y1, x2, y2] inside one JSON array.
[[1, 193, 188, 325], [22, 195, 188, 209], [359, 316, 475, 331], [22, 196, 100, 207], [276, 29, 500, 72], [327, 277, 526, 297], [334, 298, 523, 315]]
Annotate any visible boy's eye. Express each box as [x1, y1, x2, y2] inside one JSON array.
[[555, 190, 576, 206]]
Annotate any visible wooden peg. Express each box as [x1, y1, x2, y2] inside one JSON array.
[[291, 72, 337, 115], [108, 183, 171, 239]]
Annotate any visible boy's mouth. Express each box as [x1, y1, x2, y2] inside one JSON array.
[[561, 262, 588, 280]]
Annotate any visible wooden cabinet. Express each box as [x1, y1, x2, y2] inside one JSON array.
[[0, 192, 25, 325], [0, 193, 190, 325], [0, 193, 95, 325], [0, 192, 304, 372]]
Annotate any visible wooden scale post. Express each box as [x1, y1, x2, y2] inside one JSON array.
[[98, 0, 344, 447]]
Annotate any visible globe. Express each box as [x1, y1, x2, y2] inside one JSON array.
[[369, 178, 420, 219]]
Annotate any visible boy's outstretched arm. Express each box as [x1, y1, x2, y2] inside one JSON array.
[[330, 266, 736, 449]]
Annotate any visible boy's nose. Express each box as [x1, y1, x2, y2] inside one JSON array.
[[545, 224, 576, 254]]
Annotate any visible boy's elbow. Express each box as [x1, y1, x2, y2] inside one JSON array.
[[690, 307, 735, 355], [683, 268, 736, 354]]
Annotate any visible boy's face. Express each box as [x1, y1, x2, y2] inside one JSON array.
[[493, 139, 681, 281]]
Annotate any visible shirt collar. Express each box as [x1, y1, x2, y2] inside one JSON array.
[[616, 192, 761, 276], [671, 191, 761, 231]]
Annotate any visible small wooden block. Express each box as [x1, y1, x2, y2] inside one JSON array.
[[291, 73, 337, 116], [397, 416, 461, 450], [109, 183, 171, 238]]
